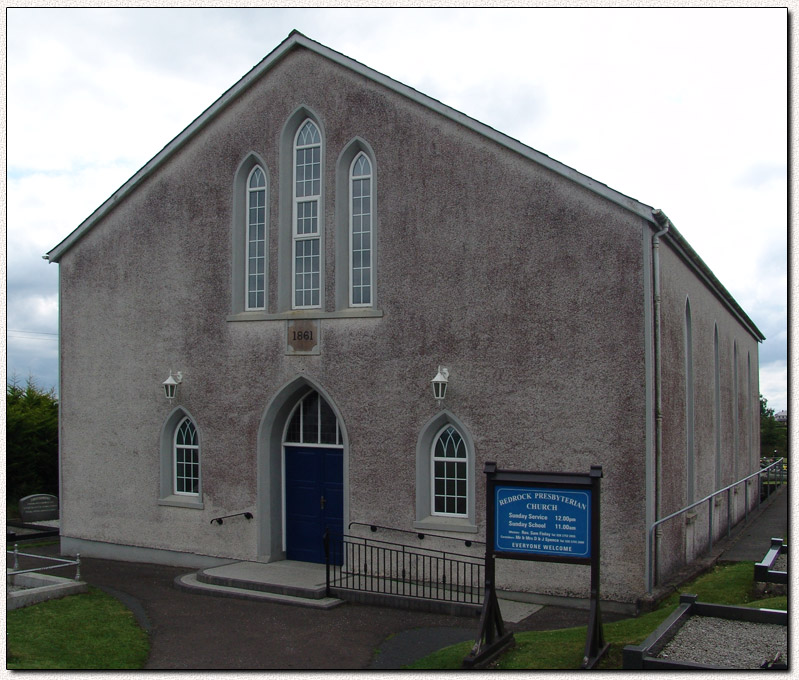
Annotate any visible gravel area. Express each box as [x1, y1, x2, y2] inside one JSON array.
[[658, 616, 787, 669], [773, 554, 787, 572]]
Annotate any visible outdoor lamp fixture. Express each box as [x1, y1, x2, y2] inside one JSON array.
[[162, 371, 183, 402], [431, 366, 449, 406]]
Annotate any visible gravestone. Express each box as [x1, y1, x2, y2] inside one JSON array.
[[18, 494, 59, 524]]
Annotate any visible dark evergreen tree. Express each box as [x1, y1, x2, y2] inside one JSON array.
[[7, 377, 59, 507]]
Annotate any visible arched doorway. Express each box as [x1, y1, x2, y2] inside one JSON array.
[[282, 390, 344, 563], [256, 378, 348, 564]]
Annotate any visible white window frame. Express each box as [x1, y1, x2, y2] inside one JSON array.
[[349, 152, 373, 307], [245, 165, 267, 311], [173, 416, 200, 497], [292, 119, 322, 310], [430, 424, 469, 518], [283, 389, 343, 447]]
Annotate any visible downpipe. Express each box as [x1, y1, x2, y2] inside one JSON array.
[[650, 208, 672, 590]]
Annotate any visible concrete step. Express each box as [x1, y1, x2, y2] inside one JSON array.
[[175, 572, 344, 610], [197, 560, 328, 599]]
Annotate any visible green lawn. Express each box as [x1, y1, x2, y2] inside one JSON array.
[[406, 562, 786, 670], [7, 587, 149, 669]]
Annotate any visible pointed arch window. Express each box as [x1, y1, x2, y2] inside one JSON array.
[[293, 120, 322, 309], [174, 417, 200, 496], [159, 408, 203, 508], [284, 390, 342, 446], [246, 166, 267, 310], [685, 299, 695, 503], [432, 425, 468, 517], [415, 413, 475, 532], [714, 324, 721, 488], [350, 153, 373, 306]]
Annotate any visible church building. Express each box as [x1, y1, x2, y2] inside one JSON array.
[[46, 32, 763, 609]]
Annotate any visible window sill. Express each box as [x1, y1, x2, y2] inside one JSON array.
[[227, 309, 383, 322], [159, 496, 204, 510], [413, 517, 478, 534]]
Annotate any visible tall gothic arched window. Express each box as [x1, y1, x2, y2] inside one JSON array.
[[293, 120, 322, 309], [350, 153, 373, 306], [246, 165, 267, 310]]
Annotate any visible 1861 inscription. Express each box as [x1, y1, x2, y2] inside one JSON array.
[[287, 319, 320, 355]]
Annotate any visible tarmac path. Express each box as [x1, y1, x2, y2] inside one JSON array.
[[9, 486, 786, 670]]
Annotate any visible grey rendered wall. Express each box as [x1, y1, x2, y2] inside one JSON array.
[[58, 47, 648, 601], [655, 239, 760, 579]]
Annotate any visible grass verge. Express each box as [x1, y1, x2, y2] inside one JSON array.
[[7, 586, 149, 669], [406, 562, 785, 670]]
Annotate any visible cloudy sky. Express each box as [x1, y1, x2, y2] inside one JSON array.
[[6, 7, 788, 410]]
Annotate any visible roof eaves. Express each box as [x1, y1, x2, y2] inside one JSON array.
[[46, 31, 308, 262], [42, 32, 765, 345], [662, 222, 765, 342], [47, 31, 659, 262]]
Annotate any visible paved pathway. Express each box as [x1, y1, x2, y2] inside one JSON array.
[[8, 486, 786, 669], [717, 486, 788, 562]]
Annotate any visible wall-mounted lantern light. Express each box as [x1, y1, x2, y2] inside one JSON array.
[[163, 371, 183, 402], [431, 366, 449, 405]]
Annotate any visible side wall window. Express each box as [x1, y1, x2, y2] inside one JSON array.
[[684, 298, 694, 503], [415, 412, 476, 533], [714, 324, 721, 488], [159, 408, 203, 508]]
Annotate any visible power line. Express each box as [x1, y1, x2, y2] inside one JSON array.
[[7, 329, 59, 340]]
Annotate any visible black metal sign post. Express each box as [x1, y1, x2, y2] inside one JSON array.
[[463, 462, 608, 670]]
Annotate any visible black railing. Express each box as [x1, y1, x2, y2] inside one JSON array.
[[210, 512, 253, 525], [325, 530, 483, 606], [348, 521, 484, 549]]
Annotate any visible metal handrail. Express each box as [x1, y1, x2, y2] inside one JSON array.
[[7, 543, 81, 581], [210, 511, 253, 525], [340, 530, 481, 562], [647, 458, 786, 592], [348, 521, 484, 548]]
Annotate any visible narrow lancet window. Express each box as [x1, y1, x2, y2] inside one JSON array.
[[246, 166, 267, 310], [293, 120, 322, 309], [350, 153, 373, 306]]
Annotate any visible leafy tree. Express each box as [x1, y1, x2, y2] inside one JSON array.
[[760, 394, 787, 460], [7, 377, 59, 508]]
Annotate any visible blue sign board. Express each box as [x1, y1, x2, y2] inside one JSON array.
[[494, 485, 592, 558]]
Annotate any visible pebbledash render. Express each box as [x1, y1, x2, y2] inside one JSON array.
[[46, 32, 763, 608]]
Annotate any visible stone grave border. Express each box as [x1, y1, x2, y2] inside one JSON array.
[[7, 571, 88, 610], [754, 538, 787, 585], [622, 594, 787, 670]]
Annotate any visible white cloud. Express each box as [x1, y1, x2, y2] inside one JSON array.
[[759, 360, 788, 413], [5, 7, 788, 410]]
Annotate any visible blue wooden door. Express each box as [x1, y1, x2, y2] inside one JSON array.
[[285, 446, 343, 564]]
